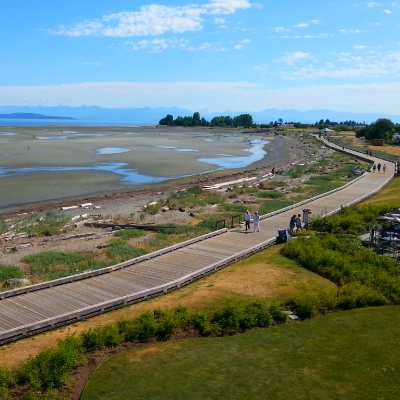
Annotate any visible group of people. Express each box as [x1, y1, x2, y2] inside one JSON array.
[[289, 214, 302, 234], [366, 150, 373, 156], [372, 163, 387, 173], [244, 211, 260, 232], [244, 211, 303, 234]]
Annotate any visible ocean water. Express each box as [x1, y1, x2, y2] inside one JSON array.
[[0, 119, 147, 127]]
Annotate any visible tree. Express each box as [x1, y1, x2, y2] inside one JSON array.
[[356, 118, 395, 142], [159, 114, 174, 126], [192, 112, 201, 126]]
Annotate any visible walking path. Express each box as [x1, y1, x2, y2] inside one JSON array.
[[0, 138, 396, 344]]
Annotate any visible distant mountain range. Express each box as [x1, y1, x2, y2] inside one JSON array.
[[0, 105, 399, 124], [0, 112, 77, 120]]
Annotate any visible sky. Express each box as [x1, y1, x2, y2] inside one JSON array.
[[1, 0, 400, 113]]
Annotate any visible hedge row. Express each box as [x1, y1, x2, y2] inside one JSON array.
[[0, 302, 287, 399]]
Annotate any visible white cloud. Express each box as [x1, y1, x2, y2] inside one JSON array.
[[354, 45, 368, 49], [234, 44, 245, 49], [185, 42, 227, 51], [127, 38, 188, 52], [278, 51, 310, 64], [293, 23, 308, 28], [340, 29, 364, 34], [214, 17, 225, 23], [367, 2, 379, 7], [240, 39, 251, 43], [271, 26, 288, 32], [50, 0, 253, 37], [384, 9, 393, 13]]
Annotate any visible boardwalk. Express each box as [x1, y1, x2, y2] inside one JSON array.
[[0, 139, 396, 344]]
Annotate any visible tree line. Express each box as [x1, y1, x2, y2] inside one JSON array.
[[159, 112, 254, 128]]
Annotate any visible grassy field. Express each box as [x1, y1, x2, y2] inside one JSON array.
[[81, 306, 400, 400]]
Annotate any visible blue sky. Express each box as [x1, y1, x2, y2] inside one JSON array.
[[1, 0, 400, 113]]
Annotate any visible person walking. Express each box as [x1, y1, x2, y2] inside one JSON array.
[[289, 214, 296, 235], [244, 210, 251, 231], [296, 214, 303, 232], [373, 164, 376, 173], [377, 163, 381, 172], [383, 164, 387, 173], [253, 212, 260, 232]]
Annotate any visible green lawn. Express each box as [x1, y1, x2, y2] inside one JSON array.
[[82, 306, 400, 400]]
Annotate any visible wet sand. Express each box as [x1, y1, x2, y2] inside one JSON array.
[[0, 125, 295, 212]]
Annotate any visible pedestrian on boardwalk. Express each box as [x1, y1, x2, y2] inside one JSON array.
[[383, 164, 387, 173], [244, 210, 251, 231], [296, 214, 303, 232], [377, 163, 381, 172], [289, 214, 296, 234], [373, 164, 376, 173], [253, 212, 260, 232]]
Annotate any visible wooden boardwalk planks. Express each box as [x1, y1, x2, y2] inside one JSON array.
[[0, 139, 396, 344]]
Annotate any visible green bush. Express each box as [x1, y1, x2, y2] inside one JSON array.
[[17, 336, 82, 389], [135, 312, 159, 341], [145, 203, 162, 215], [292, 291, 337, 319], [282, 234, 400, 307], [81, 324, 123, 351], [0, 366, 15, 389], [189, 312, 210, 334], [338, 283, 386, 309], [155, 306, 189, 339]]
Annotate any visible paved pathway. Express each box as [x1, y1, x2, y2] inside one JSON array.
[[0, 138, 396, 344]]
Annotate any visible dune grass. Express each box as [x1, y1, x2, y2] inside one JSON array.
[[81, 306, 400, 400]]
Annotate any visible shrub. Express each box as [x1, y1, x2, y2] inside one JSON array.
[[211, 303, 244, 333], [81, 324, 122, 351], [338, 283, 386, 309], [17, 335, 82, 389], [0, 366, 15, 389], [145, 203, 162, 215], [268, 304, 288, 324], [292, 291, 337, 319], [133, 312, 158, 341], [189, 312, 210, 334], [155, 306, 189, 339]]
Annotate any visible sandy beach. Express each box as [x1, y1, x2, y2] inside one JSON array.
[[0, 125, 299, 213]]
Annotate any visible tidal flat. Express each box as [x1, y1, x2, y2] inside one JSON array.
[[0, 125, 288, 208]]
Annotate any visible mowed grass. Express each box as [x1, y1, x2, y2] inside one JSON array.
[[81, 306, 400, 400]]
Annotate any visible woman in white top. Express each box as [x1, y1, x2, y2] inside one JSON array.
[[253, 212, 260, 232]]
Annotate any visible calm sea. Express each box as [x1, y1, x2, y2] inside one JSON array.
[[0, 119, 150, 127]]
